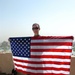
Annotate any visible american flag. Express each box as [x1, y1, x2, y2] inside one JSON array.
[[9, 36, 73, 75]]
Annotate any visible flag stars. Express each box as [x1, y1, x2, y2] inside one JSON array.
[[13, 39, 15, 41], [28, 54, 29, 56], [19, 51, 21, 54], [18, 53, 19, 55], [14, 40, 16, 43], [20, 39, 22, 40], [10, 37, 31, 57], [24, 47, 26, 49], [23, 53, 24, 55], [24, 54, 26, 56], [27, 42, 29, 44], [29, 38, 31, 40], [17, 42, 19, 45], [20, 53, 22, 56], [22, 44, 24, 47], [22, 40, 24, 43], [24, 39, 26, 41], [18, 41, 20, 43], [26, 44, 28, 47], [27, 46, 29, 49], [24, 42, 26, 45], [17, 39, 18, 40]]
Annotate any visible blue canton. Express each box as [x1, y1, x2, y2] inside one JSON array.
[[10, 37, 31, 58]]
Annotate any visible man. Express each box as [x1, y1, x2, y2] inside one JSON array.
[[32, 23, 40, 37], [27, 23, 40, 75]]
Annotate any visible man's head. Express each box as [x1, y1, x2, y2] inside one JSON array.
[[32, 23, 40, 36]]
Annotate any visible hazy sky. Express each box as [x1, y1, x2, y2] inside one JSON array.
[[0, 0, 75, 42]]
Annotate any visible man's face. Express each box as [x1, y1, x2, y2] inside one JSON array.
[[32, 25, 40, 34]]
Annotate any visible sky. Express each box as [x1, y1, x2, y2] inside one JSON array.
[[0, 0, 75, 42]]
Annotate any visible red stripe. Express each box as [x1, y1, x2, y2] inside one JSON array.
[[31, 36, 73, 40], [31, 49, 72, 52], [13, 58, 70, 65], [31, 42, 72, 46], [15, 63, 70, 71], [16, 68, 68, 75], [31, 55, 71, 59]]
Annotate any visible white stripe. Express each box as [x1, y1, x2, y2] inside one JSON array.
[[15, 66, 69, 74], [31, 52, 71, 56], [31, 39, 72, 43], [14, 61, 70, 68], [31, 46, 72, 49], [13, 56, 71, 62]]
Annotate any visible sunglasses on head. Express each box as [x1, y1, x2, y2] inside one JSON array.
[[32, 27, 39, 30]]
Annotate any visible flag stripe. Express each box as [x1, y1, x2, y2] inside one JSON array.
[[16, 68, 68, 75], [15, 63, 70, 71], [31, 49, 71, 52], [14, 61, 70, 68], [31, 55, 71, 59], [31, 46, 72, 49], [31, 39, 72, 43], [31, 52, 71, 56], [15, 66, 69, 74], [13, 58, 70, 65], [31, 36, 73, 39], [31, 42, 72, 46], [13, 56, 71, 62]]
